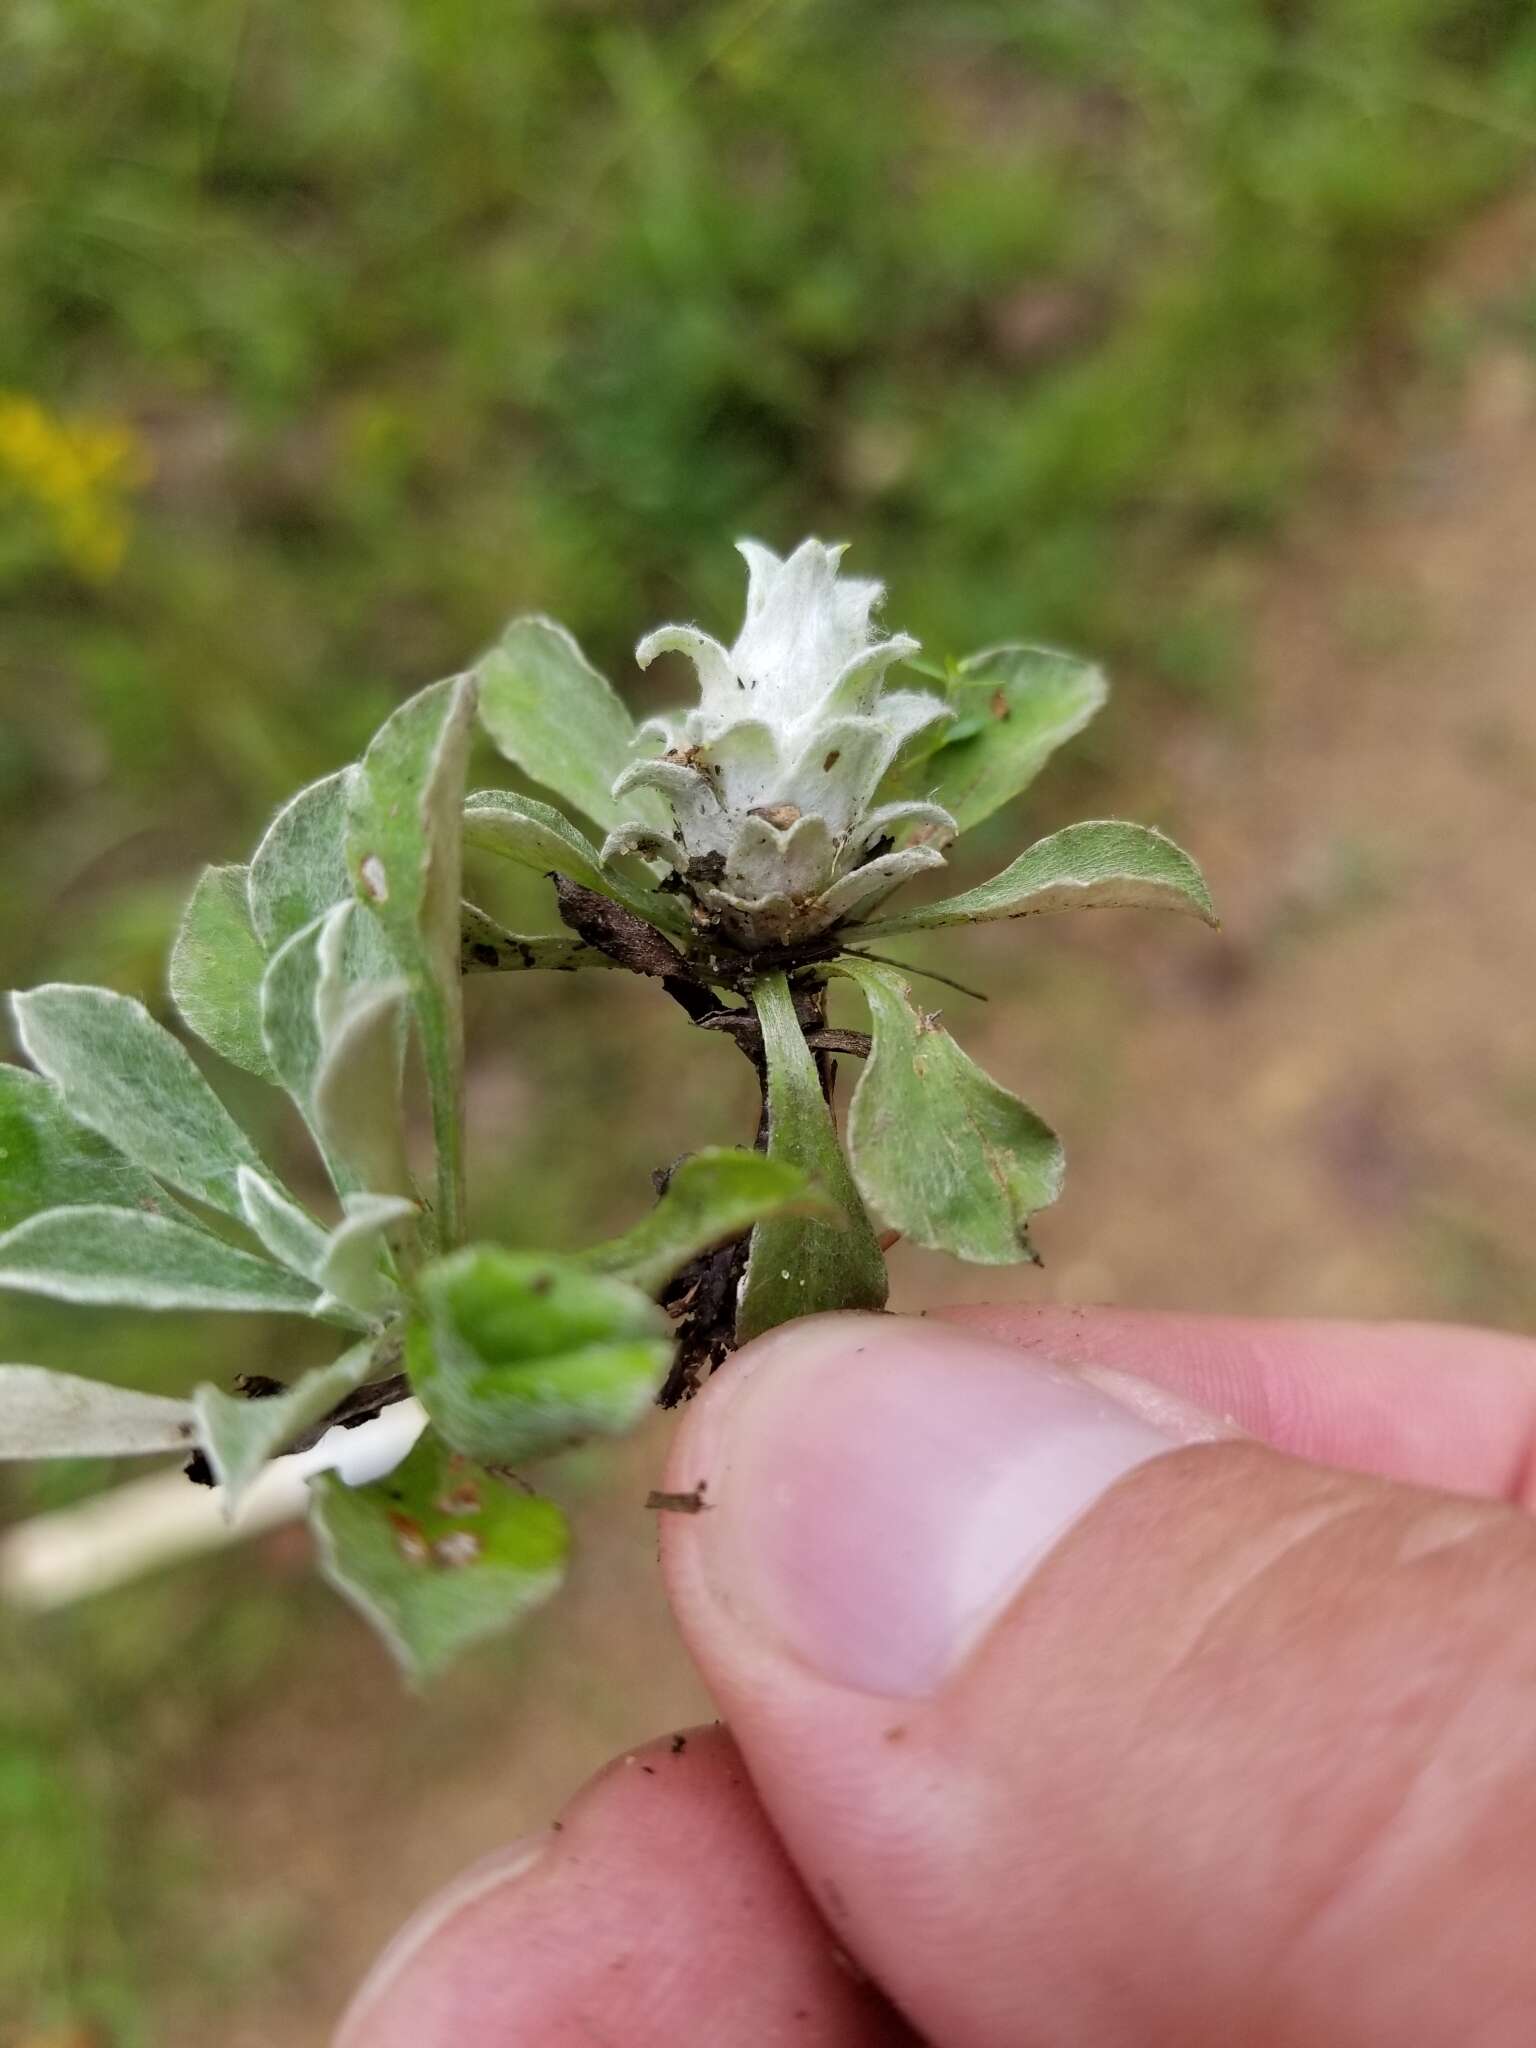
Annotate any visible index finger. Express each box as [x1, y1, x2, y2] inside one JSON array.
[[939, 1307, 1536, 1506]]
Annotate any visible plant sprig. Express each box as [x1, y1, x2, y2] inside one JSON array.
[[0, 537, 1213, 1679]]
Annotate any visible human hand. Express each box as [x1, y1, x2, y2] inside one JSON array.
[[338, 1306, 1536, 2046]]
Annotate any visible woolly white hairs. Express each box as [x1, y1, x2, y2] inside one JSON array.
[[602, 538, 957, 949]]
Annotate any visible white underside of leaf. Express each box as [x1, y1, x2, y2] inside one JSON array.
[[0, 1366, 195, 1458]]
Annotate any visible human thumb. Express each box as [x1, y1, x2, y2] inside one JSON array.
[[661, 1312, 1536, 2048]]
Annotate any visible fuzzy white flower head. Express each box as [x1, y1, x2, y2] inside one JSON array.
[[603, 539, 957, 950]]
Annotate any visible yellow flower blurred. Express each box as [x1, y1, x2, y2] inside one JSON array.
[[0, 392, 151, 581]]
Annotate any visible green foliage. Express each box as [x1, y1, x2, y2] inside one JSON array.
[[409, 1246, 672, 1466], [465, 789, 685, 929], [259, 902, 411, 1201], [4, 0, 1529, 1007], [860, 819, 1218, 937], [5, 6, 1527, 2017], [310, 975, 415, 1208], [193, 1342, 376, 1512], [12, 984, 272, 1221], [478, 618, 665, 836], [0, 521, 1221, 1702], [236, 1167, 330, 1281], [0, 1064, 177, 1233], [0, 654, 839, 1685], [346, 676, 477, 1241], [310, 1430, 569, 1686], [835, 958, 1064, 1264], [0, 1205, 332, 1318], [316, 1194, 418, 1320], [584, 1147, 831, 1297], [0, 1365, 194, 1458], [883, 645, 1108, 835], [168, 865, 276, 1082], [248, 771, 362, 951], [736, 972, 888, 1342]]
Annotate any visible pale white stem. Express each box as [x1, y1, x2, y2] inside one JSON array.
[[0, 1399, 425, 1611]]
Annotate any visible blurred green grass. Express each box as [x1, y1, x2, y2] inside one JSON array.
[[4, 0, 1535, 986], [2, 0, 1534, 2034]]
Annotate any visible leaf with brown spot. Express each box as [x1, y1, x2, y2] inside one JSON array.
[[834, 959, 1063, 1263]]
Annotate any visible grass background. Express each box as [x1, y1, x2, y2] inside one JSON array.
[[2, 0, 1535, 2037]]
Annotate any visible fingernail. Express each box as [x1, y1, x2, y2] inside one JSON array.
[[336, 1836, 547, 2045], [683, 1314, 1220, 1699]]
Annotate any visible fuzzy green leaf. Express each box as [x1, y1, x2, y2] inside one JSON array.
[[0, 1065, 179, 1233], [237, 1166, 330, 1278], [169, 865, 276, 1081], [12, 984, 269, 1221], [310, 1430, 569, 1684], [242, 1161, 412, 1317], [476, 618, 663, 835], [260, 906, 409, 1201], [857, 820, 1217, 938], [464, 789, 612, 891], [259, 910, 333, 1119], [409, 1246, 670, 1466], [317, 1194, 418, 1319], [0, 1205, 334, 1316], [311, 976, 415, 1208], [835, 959, 1063, 1262], [347, 677, 476, 1246], [463, 791, 683, 932], [193, 1340, 376, 1512], [885, 644, 1106, 834], [584, 1148, 829, 1298], [736, 973, 887, 1343], [0, 1365, 196, 1459], [247, 767, 357, 951]]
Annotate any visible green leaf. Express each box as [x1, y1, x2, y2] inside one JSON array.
[[736, 973, 887, 1343], [0, 1065, 179, 1233], [347, 677, 476, 1247], [464, 789, 612, 890], [237, 1166, 330, 1278], [248, 767, 357, 951], [584, 1148, 828, 1298], [311, 976, 415, 1208], [835, 959, 1063, 1263], [259, 910, 333, 1120], [239, 1166, 410, 1322], [882, 644, 1106, 834], [460, 902, 619, 976], [409, 1246, 671, 1466], [260, 906, 409, 1201], [169, 865, 277, 1081], [0, 1205, 335, 1316], [0, 1365, 196, 1459], [310, 1430, 569, 1684], [464, 791, 683, 931], [856, 821, 1217, 938], [317, 1194, 418, 1319], [476, 617, 663, 835], [12, 984, 269, 1221], [193, 1340, 377, 1512]]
